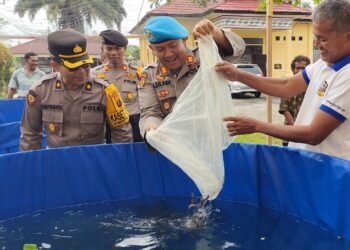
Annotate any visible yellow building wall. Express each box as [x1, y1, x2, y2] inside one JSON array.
[[138, 17, 313, 78]]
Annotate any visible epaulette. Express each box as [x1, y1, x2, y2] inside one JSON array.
[[37, 72, 58, 86], [42, 72, 57, 81], [91, 64, 105, 73], [93, 76, 110, 88], [144, 63, 157, 70], [128, 63, 140, 71]]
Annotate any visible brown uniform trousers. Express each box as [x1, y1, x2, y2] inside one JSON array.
[[138, 31, 246, 136], [91, 63, 143, 142], [20, 72, 132, 151]]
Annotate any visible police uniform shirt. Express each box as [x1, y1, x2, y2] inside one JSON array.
[[91, 63, 141, 116], [20, 72, 132, 151], [138, 30, 246, 136]]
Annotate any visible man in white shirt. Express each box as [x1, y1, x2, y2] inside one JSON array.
[[7, 52, 46, 99], [215, 0, 350, 160]]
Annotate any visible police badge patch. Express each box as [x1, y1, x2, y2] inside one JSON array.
[[144, 30, 153, 41], [27, 90, 38, 106]]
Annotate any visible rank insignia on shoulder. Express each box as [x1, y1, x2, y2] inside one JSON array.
[[27, 90, 37, 106], [85, 82, 92, 91], [97, 73, 106, 79], [122, 64, 128, 71], [55, 81, 62, 89], [136, 66, 144, 78], [48, 123, 56, 132], [186, 55, 195, 65], [138, 72, 147, 88], [138, 78, 145, 88], [156, 75, 165, 81], [160, 66, 168, 75]]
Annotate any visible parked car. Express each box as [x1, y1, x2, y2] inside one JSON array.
[[228, 64, 263, 98]]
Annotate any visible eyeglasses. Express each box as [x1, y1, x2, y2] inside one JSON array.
[[294, 66, 306, 71], [66, 63, 91, 72]]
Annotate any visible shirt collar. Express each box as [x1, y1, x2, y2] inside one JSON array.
[[331, 54, 350, 71]]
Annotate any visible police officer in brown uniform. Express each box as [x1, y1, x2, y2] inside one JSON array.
[[20, 29, 132, 151], [138, 17, 246, 138], [92, 30, 143, 142]]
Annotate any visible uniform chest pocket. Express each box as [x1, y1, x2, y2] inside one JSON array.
[[121, 83, 138, 104], [155, 86, 176, 115], [80, 111, 104, 138], [42, 110, 63, 137]]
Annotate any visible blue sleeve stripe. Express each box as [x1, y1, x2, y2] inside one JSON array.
[[320, 104, 346, 122], [302, 69, 310, 85]]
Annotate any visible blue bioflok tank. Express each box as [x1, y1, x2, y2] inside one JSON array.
[[0, 99, 350, 249]]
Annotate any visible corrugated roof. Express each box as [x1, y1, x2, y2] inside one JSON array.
[[214, 0, 311, 14], [130, 0, 311, 33], [149, 0, 310, 15]]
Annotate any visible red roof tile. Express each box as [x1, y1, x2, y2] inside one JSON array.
[[148, 0, 311, 16], [215, 0, 311, 14]]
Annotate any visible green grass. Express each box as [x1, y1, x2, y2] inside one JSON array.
[[233, 133, 282, 146]]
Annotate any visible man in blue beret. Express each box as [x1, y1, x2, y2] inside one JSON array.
[[92, 30, 143, 142], [138, 16, 246, 138]]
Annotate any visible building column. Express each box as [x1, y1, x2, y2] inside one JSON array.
[[285, 29, 292, 77]]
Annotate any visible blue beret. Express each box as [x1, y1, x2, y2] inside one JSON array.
[[144, 16, 189, 44]]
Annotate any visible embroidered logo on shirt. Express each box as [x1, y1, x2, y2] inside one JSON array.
[[158, 90, 169, 97], [127, 92, 134, 100], [26, 90, 37, 106], [55, 81, 62, 89], [163, 101, 171, 110], [85, 82, 92, 91], [317, 81, 328, 97], [48, 123, 56, 132]]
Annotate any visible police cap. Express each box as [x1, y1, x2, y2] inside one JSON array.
[[48, 28, 93, 69], [99, 30, 128, 47], [144, 16, 189, 44]]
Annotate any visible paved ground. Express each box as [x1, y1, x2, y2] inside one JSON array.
[[230, 93, 285, 125]]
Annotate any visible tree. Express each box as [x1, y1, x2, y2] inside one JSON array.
[[126, 45, 140, 61], [14, 0, 127, 34], [0, 44, 14, 99]]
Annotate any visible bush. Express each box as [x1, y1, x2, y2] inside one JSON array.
[[0, 43, 15, 99]]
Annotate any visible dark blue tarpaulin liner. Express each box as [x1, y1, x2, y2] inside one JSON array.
[[0, 121, 46, 154], [0, 143, 349, 239], [0, 121, 21, 154], [0, 99, 25, 124]]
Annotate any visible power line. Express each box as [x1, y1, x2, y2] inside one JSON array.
[[137, 0, 146, 22]]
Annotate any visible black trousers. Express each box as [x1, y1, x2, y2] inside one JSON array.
[[105, 113, 143, 143]]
